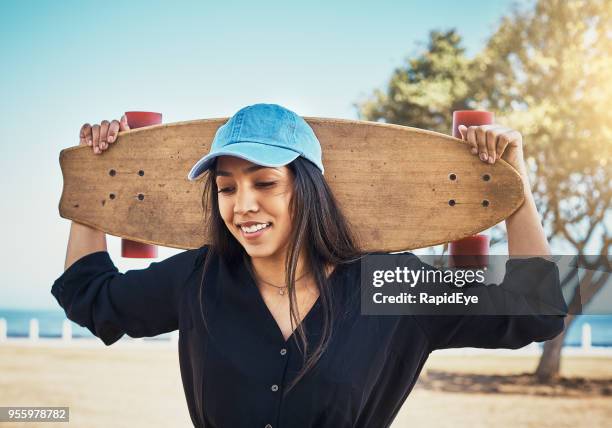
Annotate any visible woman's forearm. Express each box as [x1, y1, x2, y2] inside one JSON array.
[[64, 221, 107, 271], [455, 124, 551, 259], [505, 173, 551, 257]]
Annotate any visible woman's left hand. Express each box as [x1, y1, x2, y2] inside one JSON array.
[[458, 124, 527, 176]]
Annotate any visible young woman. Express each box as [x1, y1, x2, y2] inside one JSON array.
[[53, 103, 566, 428]]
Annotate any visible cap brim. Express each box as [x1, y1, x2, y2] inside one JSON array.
[[187, 142, 301, 180]]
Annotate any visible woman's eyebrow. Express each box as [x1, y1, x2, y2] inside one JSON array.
[[216, 165, 279, 176]]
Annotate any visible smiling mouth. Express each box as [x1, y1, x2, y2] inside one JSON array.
[[238, 222, 272, 234]]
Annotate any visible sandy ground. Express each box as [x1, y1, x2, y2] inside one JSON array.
[[0, 344, 611, 428]]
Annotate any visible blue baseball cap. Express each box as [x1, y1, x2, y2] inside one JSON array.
[[187, 103, 324, 180]]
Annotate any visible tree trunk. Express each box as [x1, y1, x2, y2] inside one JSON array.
[[534, 264, 609, 382], [534, 314, 575, 382]]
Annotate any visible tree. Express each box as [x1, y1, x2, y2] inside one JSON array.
[[356, 29, 473, 133], [356, 0, 611, 381]]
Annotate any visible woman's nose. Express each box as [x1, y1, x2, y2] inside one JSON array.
[[234, 188, 259, 214]]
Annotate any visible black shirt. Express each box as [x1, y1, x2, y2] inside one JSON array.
[[51, 247, 566, 428]]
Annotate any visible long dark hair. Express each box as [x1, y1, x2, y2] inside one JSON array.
[[197, 156, 364, 396]]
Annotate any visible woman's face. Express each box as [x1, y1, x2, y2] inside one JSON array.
[[215, 156, 295, 260]]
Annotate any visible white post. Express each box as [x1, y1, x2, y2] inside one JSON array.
[[62, 320, 72, 342], [29, 318, 39, 342], [581, 323, 592, 350], [0, 318, 6, 342]]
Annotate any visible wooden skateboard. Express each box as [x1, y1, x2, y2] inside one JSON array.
[[58, 117, 524, 252]]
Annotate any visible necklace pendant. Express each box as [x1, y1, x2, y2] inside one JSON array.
[[279, 289, 285, 295]]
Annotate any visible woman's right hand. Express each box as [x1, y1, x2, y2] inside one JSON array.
[[79, 115, 131, 154]]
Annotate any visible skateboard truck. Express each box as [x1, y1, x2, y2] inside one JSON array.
[[121, 111, 162, 259]]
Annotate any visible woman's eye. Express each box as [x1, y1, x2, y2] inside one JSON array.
[[217, 182, 275, 194]]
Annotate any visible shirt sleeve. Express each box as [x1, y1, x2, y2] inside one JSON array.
[[409, 255, 568, 351], [51, 246, 208, 345]]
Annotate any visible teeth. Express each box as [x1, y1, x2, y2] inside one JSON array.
[[241, 223, 270, 233]]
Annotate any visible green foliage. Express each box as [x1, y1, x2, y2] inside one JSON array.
[[356, 29, 474, 134], [357, 0, 611, 255]]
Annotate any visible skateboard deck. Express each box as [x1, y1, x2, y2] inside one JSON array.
[[58, 117, 525, 252]]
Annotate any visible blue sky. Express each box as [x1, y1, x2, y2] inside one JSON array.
[[1, 0, 535, 309]]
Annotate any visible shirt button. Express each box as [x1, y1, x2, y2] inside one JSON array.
[[271, 384, 279, 392], [265, 425, 273, 428], [280, 348, 287, 355]]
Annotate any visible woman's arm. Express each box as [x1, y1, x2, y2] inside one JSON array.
[[64, 116, 130, 270], [53, 245, 207, 345], [403, 125, 567, 352], [505, 171, 551, 257], [65, 221, 107, 271], [457, 124, 550, 257]]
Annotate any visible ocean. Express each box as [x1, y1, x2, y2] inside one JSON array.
[[0, 309, 611, 346], [0, 308, 172, 341]]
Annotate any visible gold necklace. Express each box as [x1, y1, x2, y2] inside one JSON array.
[[255, 270, 310, 295]]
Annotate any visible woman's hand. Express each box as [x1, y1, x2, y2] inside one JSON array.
[[458, 124, 527, 177], [457, 125, 550, 255], [79, 115, 130, 155]]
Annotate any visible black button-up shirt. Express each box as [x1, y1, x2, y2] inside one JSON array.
[[51, 247, 566, 427]]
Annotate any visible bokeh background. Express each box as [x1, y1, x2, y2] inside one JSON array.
[[1, 0, 610, 427]]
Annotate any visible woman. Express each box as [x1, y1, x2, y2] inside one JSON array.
[[53, 103, 566, 427]]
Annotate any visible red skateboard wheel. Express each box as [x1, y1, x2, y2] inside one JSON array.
[[449, 235, 490, 268], [124, 111, 162, 129], [451, 110, 494, 140]]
